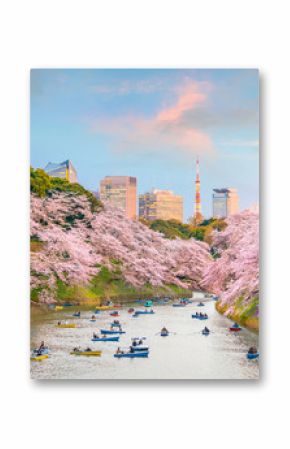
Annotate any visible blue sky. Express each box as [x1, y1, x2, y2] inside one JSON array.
[[30, 68, 259, 221]]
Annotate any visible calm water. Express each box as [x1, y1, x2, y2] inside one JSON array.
[[31, 301, 259, 380]]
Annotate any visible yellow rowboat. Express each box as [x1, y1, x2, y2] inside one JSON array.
[[70, 351, 102, 357], [55, 306, 64, 311], [56, 323, 76, 328], [31, 354, 49, 362], [94, 306, 114, 311]]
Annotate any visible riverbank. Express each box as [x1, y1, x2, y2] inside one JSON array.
[[216, 299, 259, 333], [31, 280, 192, 314]]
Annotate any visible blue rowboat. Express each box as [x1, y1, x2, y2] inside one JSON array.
[[197, 302, 205, 307], [73, 312, 81, 317], [132, 345, 149, 351], [192, 314, 208, 320], [91, 336, 119, 342], [247, 352, 259, 360], [161, 332, 169, 337], [101, 329, 126, 335], [114, 351, 149, 358], [134, 310, 154, 315], [110, 322, 121, 328], [172, 303, 186, 307], [32, 347, 49, 355]]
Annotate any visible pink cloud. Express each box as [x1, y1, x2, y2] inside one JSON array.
[[156, 82, 207, 123], [88, 80, 214, 156]]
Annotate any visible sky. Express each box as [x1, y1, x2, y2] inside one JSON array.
[[30, 68, 259, 221]]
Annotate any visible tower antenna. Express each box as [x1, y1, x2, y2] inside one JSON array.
[[194, 156, 203, 225]]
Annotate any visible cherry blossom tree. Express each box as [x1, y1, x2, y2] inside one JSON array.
[[202, 210, 259, 314], [31, 192, 212, 302]]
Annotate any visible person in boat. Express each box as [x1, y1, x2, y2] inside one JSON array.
[[113, 320, 120, 324], [129, 346, 134, 353], [161, 327, 169, 334], [93, 332, 99, 339], [204, 326, 210, 333], [138, 339, 143, 345], [85, 347, 92, 352], [38, 341, 45, 352], [116, 347, 121, 354], [132, 339, 137, 346], [73, 346, 80, 352], [58, 321, 61, 325], [91, 315, 96, 320], [248, 346, 257, 354]]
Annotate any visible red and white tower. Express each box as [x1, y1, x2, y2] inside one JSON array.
[[194, 157, 203, 225]]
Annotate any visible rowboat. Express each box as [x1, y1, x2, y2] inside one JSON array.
[[247, 352, 259, 360], [31, 354, 49, 362], [114, 351, 149, 358], [56, 323, 76, 328], [197, 302, 205, 307], [160, 332, 169, 337], [229, 323, 242, 332], [55, 306, 63, 311], [132, 345, 149, 351], [94, 306, 114, 311], [192, 314, 208, 320], [70, 350, 102, 357], [91, 336, 119, 342], [202, 330, 210, 335], [134, 310, 154, 315], [110, 312, 119, 317], [172, 303, 186, 307], [73, 312, 81, 317], [32, 347, 49, 355], [101, 329, 125, 334]]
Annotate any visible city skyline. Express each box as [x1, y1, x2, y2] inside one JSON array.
[[31, 69, 259, 219]]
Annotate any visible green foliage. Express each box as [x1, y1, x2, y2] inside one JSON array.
[[239, 296, 259, 321], [88, 265, 191, 302], [149, 219, 195, 240], [65, 213, 85, 224], [30, 168, 51, 197], [30, 167, 103, 212], [147, 218, 225, 242]]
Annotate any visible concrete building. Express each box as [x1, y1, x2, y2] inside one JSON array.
[[212, 188, 239, 218], [100, 176, 137, 219], [44, 160, 78, 183], [139, 189, 183, 222]]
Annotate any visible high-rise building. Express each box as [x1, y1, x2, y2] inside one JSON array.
[[100, 176, 137, 219], [44, 160, 78, 183], [139, 189, 183, 222], [212, 188, 239, 218], [194, 157, 203, 225]]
